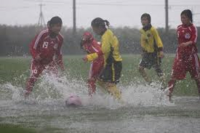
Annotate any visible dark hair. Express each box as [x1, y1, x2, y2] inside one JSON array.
[[49, 16, 62, 26], [181, 9, 193, 22], [141, 13, 151, 23], [91, 17, 109, 28]]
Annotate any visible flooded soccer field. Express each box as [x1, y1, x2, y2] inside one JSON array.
[[0, 78, 200, 133], [0, 56, 200, 133]]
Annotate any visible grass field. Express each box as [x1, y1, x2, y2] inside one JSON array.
[[0, 124, 36, 133], [0, 54, 200, 133], [0, 54, 199, 96]]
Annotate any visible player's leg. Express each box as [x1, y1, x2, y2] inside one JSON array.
[[88, 78, 96, 96], [106, 83, 121, 100], [167, 78, 176, 101], [98, 62, 122, 100], [154, 56, 166, 89], [167, 57, 186, 101], [88, 61, 103, 96], [138, 66, 151, 84], [107, 61, 122, 100], [25, 61, 44, 97], [139, 53, 152, 84], [88, 62, 96, 96]]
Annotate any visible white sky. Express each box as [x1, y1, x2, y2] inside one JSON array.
[[0, 0, 200, 29]]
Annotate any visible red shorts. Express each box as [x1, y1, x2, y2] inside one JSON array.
[[171, 53, 200, 80], [29, 60, 58, 78]]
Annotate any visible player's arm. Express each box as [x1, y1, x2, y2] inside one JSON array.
[[152, 28, 163, 51], [86, 50, 103, 62], [55, 39, 65, 71], [30, 33, 44, 61], [178, 25, 197, 47], [182, 26, 198, 47], [190, 26, 198, 45], [85, 42, 103, 62], [152, 28, 164, 57]]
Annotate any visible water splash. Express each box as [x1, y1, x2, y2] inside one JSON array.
[[0, 73, 173, 109], [121, 83, 173, 107]]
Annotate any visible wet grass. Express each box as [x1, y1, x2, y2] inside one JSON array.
[[0, 54, 199, 96], [0, 124, 36, 133]]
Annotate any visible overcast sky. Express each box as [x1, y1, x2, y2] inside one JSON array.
[[0, 0, 200, 29]]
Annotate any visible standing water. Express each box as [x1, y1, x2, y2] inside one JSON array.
[[0, 74, 200, 133]]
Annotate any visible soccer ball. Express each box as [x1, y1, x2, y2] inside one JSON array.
[[65, 95, 82, 107]]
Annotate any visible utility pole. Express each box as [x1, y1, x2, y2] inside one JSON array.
[[73, 0, 76, 34], [165, 0, 169, 33], [38, 3, 45, 27]]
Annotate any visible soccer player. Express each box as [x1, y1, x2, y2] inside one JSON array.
[[139, 13, 165, 87], [167, 9, 200, 101], [25, 16, 64, 98], [81, 32, 104, 96], [84, 17, 122, 100]]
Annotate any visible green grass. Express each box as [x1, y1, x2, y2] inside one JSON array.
[[0, 54, 199, 96], [0, 124, 36, 133]]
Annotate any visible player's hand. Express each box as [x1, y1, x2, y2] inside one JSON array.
[[159, 51, 164, 58], [82, 56, 88, 62], [179, 42, 188, 47], [179, 41, 191, 47], [35, 54, 42, 61]]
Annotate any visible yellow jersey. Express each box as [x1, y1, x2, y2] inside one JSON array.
[[140, 26, 163, 53], [87, 29, 122, 65], [101, 29, 122, 63]]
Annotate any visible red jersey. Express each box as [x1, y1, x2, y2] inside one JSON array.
[[30, 29, 64, 68], [82, 39, 104, 62], [177, 24, 198, 57]]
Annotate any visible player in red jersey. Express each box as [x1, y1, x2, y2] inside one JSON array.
[[167, 9, 200, 101], [80, 32, 104, 96], [25, 16, 64, 97]]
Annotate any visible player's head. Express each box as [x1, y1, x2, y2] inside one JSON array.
[[82, 32, 93, 42], [141, 13, 151, 27], [181, 9, 193, 25], [91, 17, 109, 35], [49, 16, 62, 35], [80, 32, 94, 49]]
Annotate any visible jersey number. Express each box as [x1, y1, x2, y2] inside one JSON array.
[[43, 42, 49, 48]]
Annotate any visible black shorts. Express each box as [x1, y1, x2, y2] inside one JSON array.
[[139, 52, 161, 69], [99, 61, 122, 84]]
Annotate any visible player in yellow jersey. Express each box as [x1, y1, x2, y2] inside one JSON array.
[[84, 17, 122, 100], [139, 13, 165, 88]]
